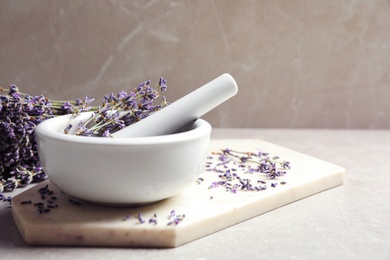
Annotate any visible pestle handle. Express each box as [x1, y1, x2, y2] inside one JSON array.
[[113, 73, 238, 138]]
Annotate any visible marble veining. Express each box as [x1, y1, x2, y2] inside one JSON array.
[[1, 0, 389, 128]]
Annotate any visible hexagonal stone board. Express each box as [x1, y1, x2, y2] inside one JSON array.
[[12, 139, 345, 248]]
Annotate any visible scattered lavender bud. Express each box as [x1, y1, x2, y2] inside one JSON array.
[[196, 177, 204, 184], [68, 198, 82, 206], [167, 211, 185, 226], [205, 148, 291, 194], [149, 218, 158, 224], [137, 212, 145, 224], [0, 193, 12, 205], [37, 208, 51, 214], [208, 182, 219, 189], [34, 202, 44, 208]]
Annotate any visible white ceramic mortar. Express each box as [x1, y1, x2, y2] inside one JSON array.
[[35, 112, 211, 205]]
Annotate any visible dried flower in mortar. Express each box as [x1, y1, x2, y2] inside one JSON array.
[[66, 77, 168, 137]]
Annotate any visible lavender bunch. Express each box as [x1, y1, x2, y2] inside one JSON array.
[[68, 77, 168, 137], [0, 85, 94, 193]]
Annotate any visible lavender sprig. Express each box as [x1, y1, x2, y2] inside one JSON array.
[[68, 78, 169, 137]]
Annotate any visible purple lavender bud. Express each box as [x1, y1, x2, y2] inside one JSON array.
[[240, 156, 248, 163], [102, 130, 111, 137], [61, 101, 73, 113], [117, 91, 128, 100], [11, 92, 21, 101], [64, 124, 73, 134], [9, 84, 19, 93], [158, 77, 167, 92], [149, 218, 157, 224]]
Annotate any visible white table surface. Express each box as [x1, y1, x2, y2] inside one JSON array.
[[1, 128, 389, 260]]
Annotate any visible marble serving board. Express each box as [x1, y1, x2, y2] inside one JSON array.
[[12, 139, 345, 248]]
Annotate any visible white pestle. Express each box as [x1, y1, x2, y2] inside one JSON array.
[[113, 73, 238, 138]]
